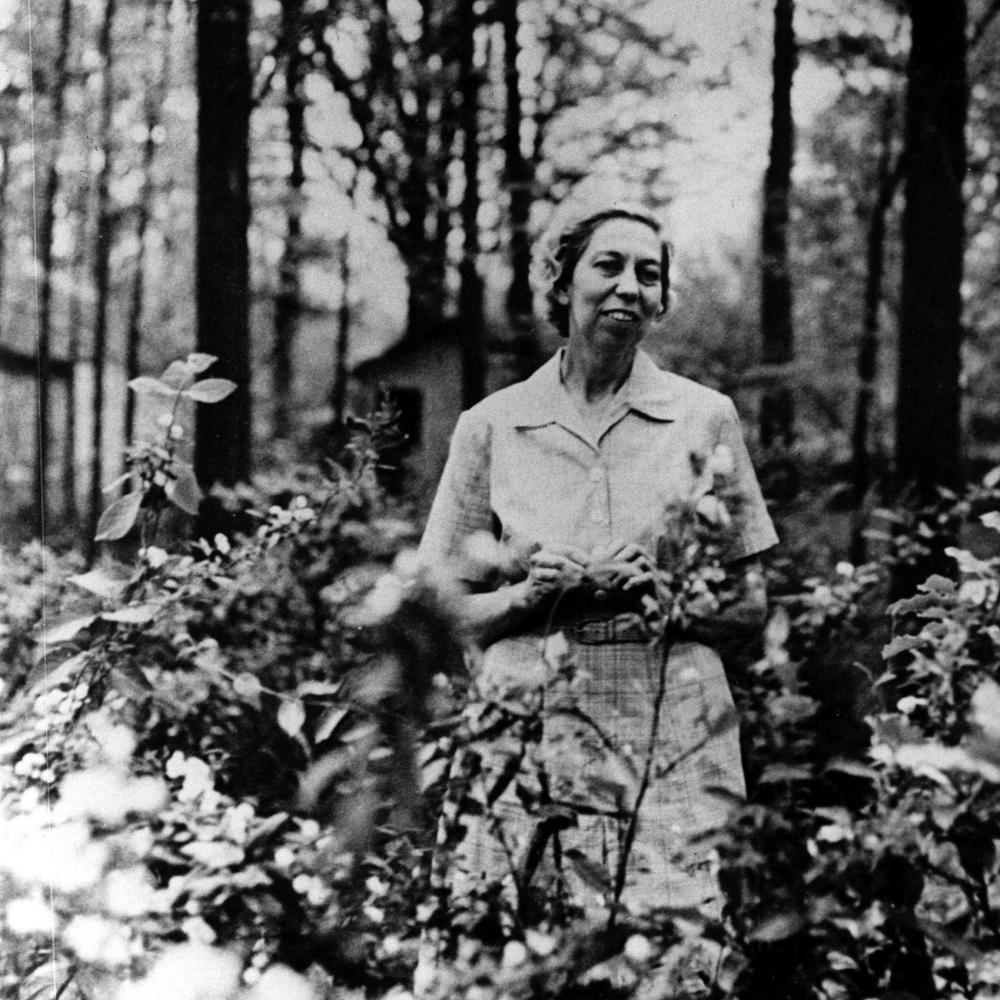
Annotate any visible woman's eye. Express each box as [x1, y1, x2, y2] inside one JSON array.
[[639, 269, 661, 284]]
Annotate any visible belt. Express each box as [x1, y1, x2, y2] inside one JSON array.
[[562, 612, 649, 645]]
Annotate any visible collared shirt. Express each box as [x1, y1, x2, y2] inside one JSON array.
[[419, 348, 778, 585]]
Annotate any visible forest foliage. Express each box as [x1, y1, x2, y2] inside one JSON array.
[[5, 373, 1000, 998], [6, 0, 1000, 997]]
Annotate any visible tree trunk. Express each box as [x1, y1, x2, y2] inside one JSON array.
[[502, 0, 536, 379], [125, 0, 171, 447], [850, 96, 899, 565], [0, 139, 9, 320], [895, 0, 968, 498], [272, 0, 305, 440], [63, 201, 89, 530], [36, 0, 74, 538], [760, 0, 796, 450], [85, 0, 117, 561], [195, 0, 253, 486], [330, 214, 351, 442], [457, 0, 485, 408]]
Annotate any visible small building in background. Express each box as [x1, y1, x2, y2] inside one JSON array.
[[348, 322, 464, 506]]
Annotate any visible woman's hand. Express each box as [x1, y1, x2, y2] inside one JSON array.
[[513, 543, 590, 608], [590, 541, 657, 595]]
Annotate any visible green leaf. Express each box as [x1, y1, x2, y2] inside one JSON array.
[[36, 613, 99, 646], [167, 460, 202, 515], [102, 602, 158, 625], [757, 763, 813, 784], [160, 359, 196, 388], [233, 672, 262, 707], [23, 650, 89, 696], [95, 491, 143, 541], [128, 375, 177, 399], [980, 511, 1000, 533], [748, 910, 806, 942], [277, 699, 306, 737], [315, 706, 348, 743], [111, 662, 154, 698], [564, 847, 614, 896], [68, 567, 131, 600], [185, 352, 217, 374], [882, 634, 927, 659], [184, 378, 237, 404]]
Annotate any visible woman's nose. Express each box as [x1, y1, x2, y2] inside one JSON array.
[[615, 270, 640, 298]]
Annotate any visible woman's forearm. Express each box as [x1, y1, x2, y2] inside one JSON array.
[[459, 581, 540, 647]]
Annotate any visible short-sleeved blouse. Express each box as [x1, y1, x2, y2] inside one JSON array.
[[419, 348, 778, 910], [419, 348, 778, 579]]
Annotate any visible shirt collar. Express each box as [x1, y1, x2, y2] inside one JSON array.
[[510, 348, 677, 428]]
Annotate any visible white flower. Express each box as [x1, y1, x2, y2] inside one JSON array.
[[896, 696, 927, 715], [64, 914, 131, 966], [541, 631, 569, 670], [365, 875, 389, 897], [695, 493, 732, 528], [5, 894, 53, 935], [181, 916, 218, 944], [156, 413, 173, 428], [213, 534, 231, 556], [362, 904, 384, 924], [117, 943, 242, 1000], [170, 424, 184, 440], [706, 443, 735, 478], [307, 878, 333, 907], [178, 757, 214, 801], [104, 867, 159, 917], [59, 767, 130, 825], [128, 775, 168, 816], [165, 751, 188, 779], [835, 561, 854, 577], [245, 964, 317, 1000], [525, 929, 557, 957], [502, 940, 528, 968], [144, 546, 169, 569], [624, 933, 654, 965], [360, 574, 405, 623], [181, 841, 245, 869], [273, 846, 295, 869]]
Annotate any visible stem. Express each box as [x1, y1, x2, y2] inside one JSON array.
[[608, 635, 672, 926]]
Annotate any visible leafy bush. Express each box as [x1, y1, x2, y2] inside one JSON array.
[[7, 362, 1000, 999]]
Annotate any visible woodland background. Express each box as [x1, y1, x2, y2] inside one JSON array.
[[4, 2, 1000, 1000]]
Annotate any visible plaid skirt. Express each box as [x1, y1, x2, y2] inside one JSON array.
[[454, 620, 746, 914]]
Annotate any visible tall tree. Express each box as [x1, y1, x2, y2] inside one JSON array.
[[501, 0, 537, 380], [895, 0, 968, 497], [851, 95, 901, 563], [195, 0, 253, 486], [272, 0, 306, 440], [457, 0, 485, 407], [760, 0, 797, 450], [85, 0, 117, 559], [36, 0, 74, 537], [125, 0, 171, 447]]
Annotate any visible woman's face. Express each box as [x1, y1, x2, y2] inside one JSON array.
[[565, 217, 663, 356]]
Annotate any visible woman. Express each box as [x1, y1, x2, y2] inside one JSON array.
[[418, 184, 778, 913]]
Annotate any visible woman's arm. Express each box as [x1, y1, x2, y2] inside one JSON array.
[[458, 543, 590, 647]]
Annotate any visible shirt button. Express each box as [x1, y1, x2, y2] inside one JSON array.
[[593, 588, 608, 602], [590, 508, 606, 524], [588, 467, 604, 483]]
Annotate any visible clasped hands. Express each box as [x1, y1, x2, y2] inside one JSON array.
[[512, 540, 658, 609]]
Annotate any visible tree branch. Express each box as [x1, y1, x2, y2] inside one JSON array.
[[971, 0, 1000, 50]]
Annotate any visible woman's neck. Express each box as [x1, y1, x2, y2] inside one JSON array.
[[560, 341, 636, 404]]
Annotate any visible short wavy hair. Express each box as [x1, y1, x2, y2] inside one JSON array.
[[530, 189, 672, 337]]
